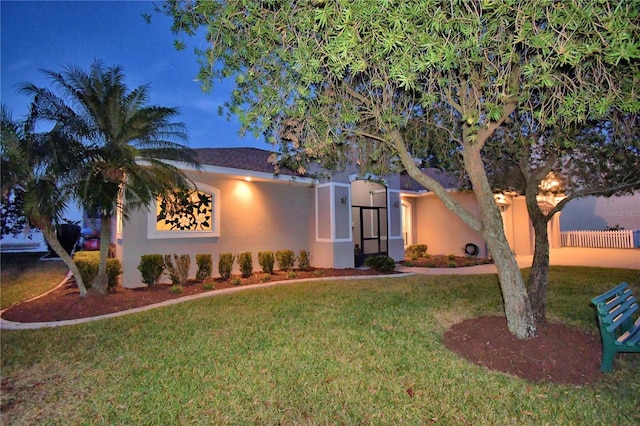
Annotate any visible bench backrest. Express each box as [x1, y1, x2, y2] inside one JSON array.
[[591, 282, 638, 335]]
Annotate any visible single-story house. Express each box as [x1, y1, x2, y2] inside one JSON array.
[[115, 147, 563, 287]]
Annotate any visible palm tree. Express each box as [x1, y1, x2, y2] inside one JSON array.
[[1, 105, 89, 296], [21, 61, 199, 293]]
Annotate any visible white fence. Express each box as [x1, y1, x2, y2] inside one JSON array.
[[561, 230, 636, 249]]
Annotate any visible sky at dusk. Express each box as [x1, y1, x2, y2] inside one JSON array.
[[1, 0, 268, 150]]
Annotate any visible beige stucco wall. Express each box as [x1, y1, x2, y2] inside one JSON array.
[[507, 197, 562, 255], [508, 197, 533, 256], [412, 192, 487, 257], [118, 170, 314, 287], [403, 192, 564, 258]]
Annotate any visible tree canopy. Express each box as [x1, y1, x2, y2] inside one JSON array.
[[16, 60, 199, 293], [161, 0, 640, 338]]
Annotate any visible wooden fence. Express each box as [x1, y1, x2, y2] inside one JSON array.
[[560, 230, 636, 249]]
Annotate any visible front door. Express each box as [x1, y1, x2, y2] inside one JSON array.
[[351, 179, 389, 267], [353, 206, 388, 267]]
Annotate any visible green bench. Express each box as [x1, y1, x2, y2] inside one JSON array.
[[591, 282, 640, 372]]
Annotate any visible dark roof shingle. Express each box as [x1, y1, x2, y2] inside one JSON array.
[[194, 147, 302, 176], [400, 168, 462, 192]]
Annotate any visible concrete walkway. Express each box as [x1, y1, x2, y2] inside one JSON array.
[[2, 247, 638, 330]]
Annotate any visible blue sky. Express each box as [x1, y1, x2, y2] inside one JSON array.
[[1, 0, 268, 149]]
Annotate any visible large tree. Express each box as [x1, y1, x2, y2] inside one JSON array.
[[482, 111, 640, 322], [1, 106, 89, 296], [161, 0, 639, 338], [21, 61, 199, 293]]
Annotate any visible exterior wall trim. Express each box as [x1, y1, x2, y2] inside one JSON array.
[[315, 182, 353, 243], [387, 189, 404, 240]]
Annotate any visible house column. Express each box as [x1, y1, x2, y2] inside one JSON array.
[[387, 189, 405, 261], [312, 183, 354, 268]]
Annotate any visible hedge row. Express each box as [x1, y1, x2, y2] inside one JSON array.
[[137, 249, 313, 285]]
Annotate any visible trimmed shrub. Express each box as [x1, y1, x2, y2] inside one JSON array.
[[164, 254, 191, 286], [258, 251, 275, 274], [364, 255, 396, 273], [275, 249, 296, 271], [218, 253, 235, 281], [238, 252, 253, 278], [138, 254, 165, 287], [406, 244, 428, 258], [195, 254, 213, 281], [298, 250, 311, 271], [73, 251, 121, 290]]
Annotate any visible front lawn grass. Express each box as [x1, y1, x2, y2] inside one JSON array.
[[1, 252, 69, 310], [2, 267, 639, 425]]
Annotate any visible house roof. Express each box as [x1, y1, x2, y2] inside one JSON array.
[[192, 148, 458, 190], [400, 168, 462, 192], [193, 147, 304, 177]]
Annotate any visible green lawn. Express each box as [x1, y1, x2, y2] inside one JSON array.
[[1, 266, 639, 425], [1, 252, 69, 310]]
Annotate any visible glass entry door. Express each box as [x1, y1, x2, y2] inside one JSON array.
[[353, 206, 388, 267]]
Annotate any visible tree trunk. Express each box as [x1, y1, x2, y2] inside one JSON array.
[[92, 214, 112, 294], [462, 143, 536, 339], [523, 181, 552, 324], [528, 219, 550, 323], [392, 128, 536, 338], [41, 226, 88, 297]]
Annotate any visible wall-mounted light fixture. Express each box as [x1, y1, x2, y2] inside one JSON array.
[[393, 201, 400, 208], [340, 196, 347, 205]]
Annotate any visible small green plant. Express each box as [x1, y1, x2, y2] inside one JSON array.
[[313, 269, 325, 277], [286, 271, 298, 279], [138, 254, 165, 287], [275, 249, 296, 271], [164, 254, 191, 286], [403, 260, 414, 267], [364, 255, 396, 272], [169, 284, 184, 294], [218, 253, 235, 281], [447, 253, 456, 260], [195, 254, 212, 281], [258, 251, 275, 274], [230, 277, 241, 286], [406, 244, 428, 258], [297, 250, 311, 271], [260, 274, 272, 283], [447, 261, 458, 268], [425, 261, 437, 268], [203, 281, 215, 290], [238, 252, 253, 278]]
